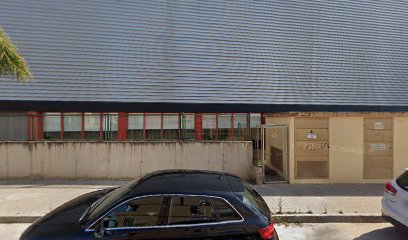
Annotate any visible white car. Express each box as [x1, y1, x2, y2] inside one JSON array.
[[382, 169, 408, 229]]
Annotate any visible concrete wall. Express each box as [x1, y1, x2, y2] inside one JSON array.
[[0, 142, 253, 180], [266, 114, 408, 183]]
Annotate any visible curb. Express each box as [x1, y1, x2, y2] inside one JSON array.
[[273, 214, 386, 224], [1, 215, 385, 224]]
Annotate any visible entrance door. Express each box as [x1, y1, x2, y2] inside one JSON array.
[[262, 125, 288, 182]]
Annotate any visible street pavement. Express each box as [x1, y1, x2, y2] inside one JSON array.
[[0, 180, 383, 218], [4, 223, 407, 240], [0, 180, 125, 217], [252, 183, 383, 215]]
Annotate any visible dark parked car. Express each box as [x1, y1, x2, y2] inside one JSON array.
[[21, 170, 279, 240]]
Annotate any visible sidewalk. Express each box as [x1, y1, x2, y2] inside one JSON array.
[[251, 183, 384, 215], [0, 180, 384, 222]]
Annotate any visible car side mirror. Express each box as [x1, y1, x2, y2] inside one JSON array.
[[94, 217, 113, 239]]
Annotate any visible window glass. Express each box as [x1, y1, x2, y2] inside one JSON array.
[[250, 113, 261, 128], [218, 113, 232, 140], [167, 196, 216, 225], [243, 187, 271, 221], [203, 114, 216, 140], [63, 113, 81, 140], [84, 113, 100, 140], [396, 171, 408, 192], [249, 113, 262, 153], [43, 113, 61, 140], [145, 114, 162, 140], [102, 113, 118, 141], [105, 196, 164, 228], [128, 114, 144, 140], [163, 114, 179, 140], [180, 113, 195, 140], [0, 113, 28, 140], [234, 113, 249, 141], [212, 198, 242, 221]]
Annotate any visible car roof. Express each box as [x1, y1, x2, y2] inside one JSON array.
[[127, 169, 244, 196]]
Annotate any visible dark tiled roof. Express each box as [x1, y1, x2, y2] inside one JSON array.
[[1, 0, 408, 108]]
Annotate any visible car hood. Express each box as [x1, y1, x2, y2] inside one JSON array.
[[20, 187, 116, 240]]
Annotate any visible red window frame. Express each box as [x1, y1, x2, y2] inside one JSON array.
[[33, 112, 253, 142]]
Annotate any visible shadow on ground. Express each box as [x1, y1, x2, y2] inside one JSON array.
[[353, 227, 408, 240]]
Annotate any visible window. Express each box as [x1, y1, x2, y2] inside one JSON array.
[[203, 114, 216, 140], [146, 114, 162, 140], [103, 113, 118, 141], [250, 113, 261, 139], [218, 113, 232, 140], [63, 113, 81, 140], [243, 187, 271, 221], [250, 113, 262, 153], [84, 113, 100, 140], [180, 113, 195, 140], [163, 114, 179, 140], [396, 171, 408, 192], [212, 198, 242, 221], [167, 196, 216, 225], [234, 113, 249, 141], [128, 114, 144, 140], [43, 113, 61, 140], [105, 196, 165, 228], [0, 113, 28, 140]]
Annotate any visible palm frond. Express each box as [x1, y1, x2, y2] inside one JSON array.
[[0, 26, 32, 81]]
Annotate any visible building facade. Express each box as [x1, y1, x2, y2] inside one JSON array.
[[1, 1, 408, 183]]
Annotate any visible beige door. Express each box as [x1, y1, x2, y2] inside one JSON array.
[[364, 118, 393, 179], [295, 118, 329, 179]]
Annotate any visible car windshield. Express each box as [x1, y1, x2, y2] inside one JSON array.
[[83, 178, 141, 226], [396, 170, 408, 192]]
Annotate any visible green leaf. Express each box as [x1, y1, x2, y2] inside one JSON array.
[[0, 26, 32, 81]]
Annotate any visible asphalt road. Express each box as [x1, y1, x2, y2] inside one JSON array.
[[4, 223, 408, 240]]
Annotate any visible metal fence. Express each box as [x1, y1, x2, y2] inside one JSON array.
[[0, 112, 262, 142]]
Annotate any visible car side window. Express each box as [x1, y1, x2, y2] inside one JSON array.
[[105, 196, 165, 228], [212, 198, 242, 221], [167, 196, 217, 225]]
